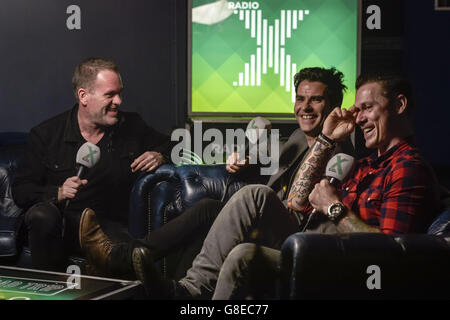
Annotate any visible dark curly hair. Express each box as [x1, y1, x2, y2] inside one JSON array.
[[293, 67, 347, 109]]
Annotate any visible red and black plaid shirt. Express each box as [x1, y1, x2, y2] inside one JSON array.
[[340, 138, 439, 234]]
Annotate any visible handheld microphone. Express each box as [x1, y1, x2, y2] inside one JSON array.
[[239, 117, 272, 161], [245, 116, 272, 144], [304, 153, 355, 230], [62, 142, 100, 237], [64, 142, 101, 208], [75, 142, 101, 177], [325, 153, 355, 186]]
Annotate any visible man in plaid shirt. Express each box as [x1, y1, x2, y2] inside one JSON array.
[[287, 73, 440, 234], [133, 73, 442, 299]]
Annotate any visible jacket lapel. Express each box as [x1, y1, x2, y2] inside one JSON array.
[[267, 128, 309, 188]]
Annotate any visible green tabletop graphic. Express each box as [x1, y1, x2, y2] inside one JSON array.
[[191, 0, 358, 116]]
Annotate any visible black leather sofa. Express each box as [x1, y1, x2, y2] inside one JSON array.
[[129, 163, 450, 299], [0, 132, 25, 263], [2, 132, 449, 299]]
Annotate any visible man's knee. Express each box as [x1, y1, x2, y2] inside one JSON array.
[[220, 244, 279, 293], [223, 243, 258, 272], [195, 198, 224, 213], [239, 184, 276, 199], [25, 202, 61, 229]]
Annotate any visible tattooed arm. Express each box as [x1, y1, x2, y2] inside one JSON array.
[[337, 212, 382, 233], [287, 107, 358, 211], [287, 136, 335, 211]]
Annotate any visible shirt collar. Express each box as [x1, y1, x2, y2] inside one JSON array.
[[365, 136, 415, 168], [63, 104, 125, 143]]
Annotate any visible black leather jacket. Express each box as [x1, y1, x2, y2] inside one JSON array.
[[12, 105, 171, 222]]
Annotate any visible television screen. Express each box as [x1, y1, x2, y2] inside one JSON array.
[[189, 0, 359, 118]]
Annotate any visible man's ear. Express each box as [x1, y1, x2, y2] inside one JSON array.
[[395, 94, 408, 115], [78, 88, 89, 105]]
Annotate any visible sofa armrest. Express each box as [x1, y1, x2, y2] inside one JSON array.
[[128, 164, 177, 238], [0, 217, 20, 257], [128, 164, 249, 238], [0, 166, 24, 258], [280, 232, 450, 299], [428, 209, 450, 236]]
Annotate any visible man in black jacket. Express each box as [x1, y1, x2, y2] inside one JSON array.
[[12, 58, 171, 272]]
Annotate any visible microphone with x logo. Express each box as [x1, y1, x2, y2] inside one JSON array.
[[64, 142, 101, 209], [307, 153, 355, 222], [325, 153, 355, 186]]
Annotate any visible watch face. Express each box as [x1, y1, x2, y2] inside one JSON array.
[[331, 207, 340, 216], [328, 203, 344, 220]]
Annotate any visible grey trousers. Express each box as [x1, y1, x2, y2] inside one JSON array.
[[212, 206, 339, 299], [213, 243, 280, 299], [178, 184, 301, 298]]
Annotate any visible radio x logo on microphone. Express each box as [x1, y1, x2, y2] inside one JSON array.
[[82, 146, 98, 166], [329, 155, 348, 175]]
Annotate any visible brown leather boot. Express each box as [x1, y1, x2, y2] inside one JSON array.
[[79, 208, 113, 276]]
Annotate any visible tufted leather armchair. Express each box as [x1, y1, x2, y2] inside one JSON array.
[[128, 164, 250, 239], [0, 132, 26, 262], [129, 163, 450, 299], [128, 163, 252, 277]]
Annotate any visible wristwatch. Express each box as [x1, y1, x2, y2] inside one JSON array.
[[327, 202, 346, 222]]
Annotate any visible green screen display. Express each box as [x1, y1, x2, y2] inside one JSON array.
[[190, 0, 359, 116]]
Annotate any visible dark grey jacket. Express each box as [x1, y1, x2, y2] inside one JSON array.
[[266, 128, 357, 201]]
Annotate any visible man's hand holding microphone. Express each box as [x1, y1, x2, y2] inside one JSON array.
[[308, 106, 359, 215], [226, 116, 271, 174], [60, 142, 165, 204], [58, 176, 88, 202], [60, 142, 101, 206]]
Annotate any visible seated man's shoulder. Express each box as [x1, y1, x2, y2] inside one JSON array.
[[118, 111, 147, 128], [282, 128, 307, 149], [389, 148, 437, 185], [391, 145, 426, 167], [30, 109, 71, 139], [118, 112, 167, 142], [120, 110, 141, 120]]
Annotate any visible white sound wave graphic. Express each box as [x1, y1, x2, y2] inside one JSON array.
[[232, 9, 310, 103]]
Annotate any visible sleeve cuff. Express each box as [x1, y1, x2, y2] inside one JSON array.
[[44, 185, 60, 203]]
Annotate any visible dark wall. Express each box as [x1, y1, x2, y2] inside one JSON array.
[[361, 0, 405, 74], [1, 1, 449, 173], [403, 2, 450, 167], [360, 0, 450, 187], [0, 0, 186, 135]]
